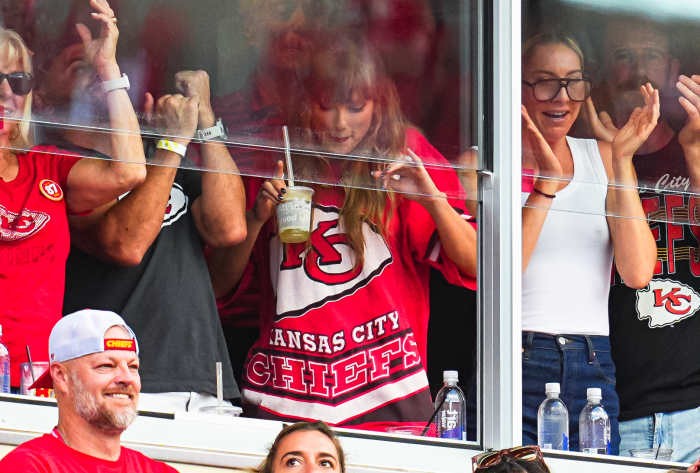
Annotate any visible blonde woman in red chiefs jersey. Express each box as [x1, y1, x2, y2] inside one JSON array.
[[208, 32, 476, 432], [0, 0, 145, 392]]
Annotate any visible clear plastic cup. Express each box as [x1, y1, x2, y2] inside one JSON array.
[[20, 362, 52, 397], [629, 448, 673, 461], [277, 186, 314, 243], [198, 404, 242, 417]]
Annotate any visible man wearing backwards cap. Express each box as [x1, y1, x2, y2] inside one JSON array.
[[0, 309, 178, 472]]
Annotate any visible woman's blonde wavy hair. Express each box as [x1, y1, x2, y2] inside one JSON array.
[[0, 27, 33, 148], [290, 32, 406, 268]]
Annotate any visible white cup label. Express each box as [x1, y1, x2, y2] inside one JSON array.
[[277, 199, 312, 233]]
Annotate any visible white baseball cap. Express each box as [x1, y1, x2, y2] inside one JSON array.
[[30, 309, 139, 389]]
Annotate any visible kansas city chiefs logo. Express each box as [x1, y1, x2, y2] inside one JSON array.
[[162, 183, 188, 228], [0, 203, 51, 241], [270, 204, 393, 321], [636, 279, 700, 328]]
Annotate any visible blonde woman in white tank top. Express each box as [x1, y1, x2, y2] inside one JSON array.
[[519, 32, 658, 453]]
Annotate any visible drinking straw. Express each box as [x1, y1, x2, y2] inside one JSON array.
[[25, 345, 35, 382], [215, 361, 223, 405], [282, 126, 295, 187]]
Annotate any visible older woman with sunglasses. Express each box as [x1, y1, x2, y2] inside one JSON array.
[[520, 32, 658, 453], [0, 0, 145, 392]]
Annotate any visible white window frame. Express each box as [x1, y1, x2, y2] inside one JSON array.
[[0, 1, 692, 472]]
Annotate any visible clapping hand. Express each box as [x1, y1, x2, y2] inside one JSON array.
[[585, 96, 618, 143], [522, 105, 562, 194], [611, 83, 660, 161], [76, 0, 120, 80], [677, 74, 700, 160]]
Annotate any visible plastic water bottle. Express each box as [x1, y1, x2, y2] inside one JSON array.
[[537, 382, 569, 450], [0, 325, 10, 393], [579, 387, 611, 454], [435, 370, 466, 440]]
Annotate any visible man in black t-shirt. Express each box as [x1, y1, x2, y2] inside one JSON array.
[[589, 18, 700, 462], [35, 20, 247, 411]]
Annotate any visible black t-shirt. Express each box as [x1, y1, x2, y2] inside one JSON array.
[[63, 151, 239, 399], [609, 136, 700, 420]]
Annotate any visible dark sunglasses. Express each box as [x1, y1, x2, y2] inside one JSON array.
[[0, 72, 34, 96], [472, 446, 550, 473], [522, 77, 591, 102]]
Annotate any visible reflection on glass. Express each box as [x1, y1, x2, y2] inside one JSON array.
[[0, 0, 480, 444], [524, 1, 700, 462], [207, 31, 477, 434]]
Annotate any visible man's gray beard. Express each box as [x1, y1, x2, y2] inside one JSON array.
[[70, 372, 137, 431]]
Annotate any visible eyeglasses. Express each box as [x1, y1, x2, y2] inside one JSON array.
[[263, 0, 335, 23], [522, 78, 591, 102], [0, 72, 34, 96], [472, 446, 550, 473]]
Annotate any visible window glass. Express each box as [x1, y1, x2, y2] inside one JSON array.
[[522, 0, 700, 462], [0, 0, 481, 445]]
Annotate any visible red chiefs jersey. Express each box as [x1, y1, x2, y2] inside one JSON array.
[[0, 430, 178, 472], [0, 146, 79, 386], [236, 129, 476, 431]]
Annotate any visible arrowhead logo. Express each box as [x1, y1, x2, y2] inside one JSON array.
[[636, 279, 700, 328], [0, 204, 51, 241]]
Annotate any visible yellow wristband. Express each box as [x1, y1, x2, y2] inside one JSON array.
[[156, 139, 187, 157]]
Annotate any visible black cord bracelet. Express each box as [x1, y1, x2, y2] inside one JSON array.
[[532, 187, 556, 199], [532, 186, 556, 199]]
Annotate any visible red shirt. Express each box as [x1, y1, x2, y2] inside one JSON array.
[[235, 129, 476, 430], [0, 431, 179, 472], [0, 146, 80, 386]]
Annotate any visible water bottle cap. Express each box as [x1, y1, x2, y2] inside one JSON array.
[[443, 370, 459, 383], [586, 387, 602, 400], [545, 382, 560, 394]]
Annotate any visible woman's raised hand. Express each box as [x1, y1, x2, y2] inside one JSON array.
[[611, 83, 660, 160], [75, 0, 120, 80], [373, 149, 444, 203], [677, 74, 700, 159], [584, 96, 618, 143], [521, 105, 562, 193], [253, 160, 286, 224]]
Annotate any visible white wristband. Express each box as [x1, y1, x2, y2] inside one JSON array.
[[101, 73, 130, 93], [156, 139, 187, 157]]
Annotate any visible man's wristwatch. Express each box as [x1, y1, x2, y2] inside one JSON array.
[[101, 73, 130, 93], [195, 118, 227, 141]]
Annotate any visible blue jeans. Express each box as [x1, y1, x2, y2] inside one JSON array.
[[619, 406, 700, 463], [522, 332, 620, 454]]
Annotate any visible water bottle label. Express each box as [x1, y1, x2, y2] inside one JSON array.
[[606, 441, 611, 455], [1, 373, 9, 394], [438, 405, 465, 440], [562, 433, 569, 451]]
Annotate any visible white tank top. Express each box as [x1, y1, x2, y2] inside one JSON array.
[[522, 136, 612, 336]]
